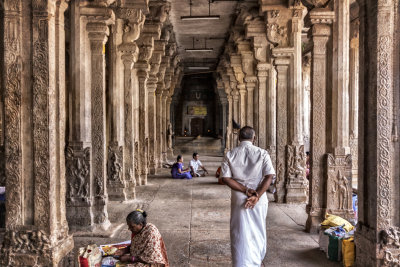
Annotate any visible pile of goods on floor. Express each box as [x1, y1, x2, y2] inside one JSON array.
[[318, 214, 356, 267], [78, 241, 130, 267]]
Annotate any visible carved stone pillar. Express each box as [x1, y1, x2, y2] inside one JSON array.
[[87, 20, 112, 228], [121, 51, 138, 198], [349, 18, 359, 181], [221, 99, 228, 151], [257, 63, 268, 150], [147, 41, 164, 174], [1, 1, 74, 265], [107, 30, 126, 202], [148, 82, 157, 174], [284, 3, 308, 204], [325, 0, 353, 220], [155, 89, 163, 166], [162, 91, 169, 153], [232, 89, 240, 147], [245, 77, 257, 127], [113, 6, 145, 199], [305, 9, 334, 233], [166, 97, 173, 157], [354, 0, 397, 265], [238, 85, 247, 127], [272, 53, 290, 203]]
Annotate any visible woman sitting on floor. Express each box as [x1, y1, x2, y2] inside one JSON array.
[[115, 210, 169, 267], [171, 155, 192, 179]]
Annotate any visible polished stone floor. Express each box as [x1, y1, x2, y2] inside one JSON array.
[[71, 154, 340, 266]]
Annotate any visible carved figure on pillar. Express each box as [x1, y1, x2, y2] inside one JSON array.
[[326, 153, 352, 218]]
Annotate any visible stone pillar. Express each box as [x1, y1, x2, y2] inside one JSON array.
[[155, 89, 163, 165], [166, 96, 174, 157], [1, 1, 74, 265], [325, 0, 353, 220], [107, 27, 126, 201], [273, 54, 291, 203], [121, 53, 137, 199], [305, 9, 334, 233], [238, 84, 247, 127], [221, 99, 228, 150], [232, 88, 240, 147], [148, 41, 164, 174], [257, 63, 268, 150], [284, 3, 308, 204], [148, 83, 157, 174], [349, 18, 359, 182], [245, 77, 257, 127], [162, 91, 169, 153], [135, 34, 153, 185], [354, 0, 398, 265], [87, 19, 112, 228], [66, 2, 107, 231]]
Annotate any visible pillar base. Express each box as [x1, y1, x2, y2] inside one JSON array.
[[149, 166, 157, 175], [305, 206, 323, 233], [107, 185, 128, 201], [0, 228, 74, 266], [126, 182, 136, 200], [140, 172, 148, 186], [286, 182, 308, 204], [167, 148, 174, 158], [274, 190, 286, 203], [354, 223, 382, 267]]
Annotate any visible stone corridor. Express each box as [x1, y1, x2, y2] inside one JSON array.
[[71, 155, 340, 266]]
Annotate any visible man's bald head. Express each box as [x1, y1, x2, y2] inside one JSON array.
[[239, 126, 255, 141]]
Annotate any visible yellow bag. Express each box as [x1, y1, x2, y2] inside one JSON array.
[[342, 237, 355, 267], [321, 214, 354, 232]]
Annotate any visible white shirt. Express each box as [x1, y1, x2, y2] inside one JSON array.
[[189, 159, 202, 172], [221, 141, 275, 189]]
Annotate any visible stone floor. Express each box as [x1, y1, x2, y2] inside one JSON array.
[[72, 154, 340, 267]]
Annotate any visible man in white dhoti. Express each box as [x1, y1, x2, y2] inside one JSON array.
[[221, 126, 275, 267]]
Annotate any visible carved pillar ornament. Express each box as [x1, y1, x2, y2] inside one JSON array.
[[266, 3, 308, 204], [156, 56, 167, 165], [349, 18, 359, 181], [135, 34, 154, 185], [323, 0, 353, 225], [117, 7, 143, 199], [354, 0, 397, 266], [230, 54, 247, 127], [86, 18, 113, 228], [272, 52, 291, 203], [148, 41, 165, 174], [305, 8, 334, 233], [1, 1, 74, 265], [222, 75, 233, 153], [245, 19, 269, 146], [2, 0, 24, 230]]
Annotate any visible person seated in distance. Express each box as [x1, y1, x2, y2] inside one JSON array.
[[189, 153, 209, 177]]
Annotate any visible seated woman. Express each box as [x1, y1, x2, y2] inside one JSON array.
[[171, 155, 192, 179], [115, 210, 169, 267]]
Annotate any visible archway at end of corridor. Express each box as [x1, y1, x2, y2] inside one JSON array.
[[171, 73, 226, 156]]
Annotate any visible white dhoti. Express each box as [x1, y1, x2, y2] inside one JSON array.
[[231, 190, 268, 267], [220, 141, 275, 267]]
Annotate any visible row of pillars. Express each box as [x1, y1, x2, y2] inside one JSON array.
[[0, 0, 181, 265], [216, 0, 400, 266]]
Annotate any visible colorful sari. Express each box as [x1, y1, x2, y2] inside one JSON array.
[[171, 162, 192, 179], [126, 223, 169, 267]]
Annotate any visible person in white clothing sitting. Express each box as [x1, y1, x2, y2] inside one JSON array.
[[189, 153, 209, 177]]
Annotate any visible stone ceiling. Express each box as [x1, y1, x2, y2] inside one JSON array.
[[168, 0, 239, 73]]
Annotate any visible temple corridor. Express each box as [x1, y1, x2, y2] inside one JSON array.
[[66, 155, 340, 267], [0, 0, 399, 266]]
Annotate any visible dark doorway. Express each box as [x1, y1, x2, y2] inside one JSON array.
[[191, 118, 204, 136]]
